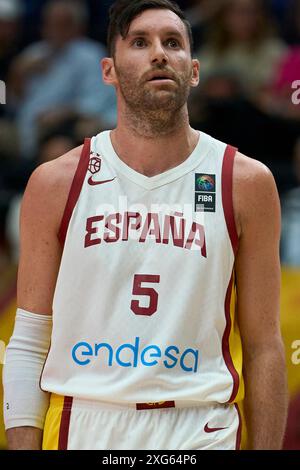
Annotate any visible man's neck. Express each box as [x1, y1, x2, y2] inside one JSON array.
[[110, 107, 199, 177]]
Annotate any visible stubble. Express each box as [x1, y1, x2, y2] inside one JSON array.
[[115, 62, 193, 138]]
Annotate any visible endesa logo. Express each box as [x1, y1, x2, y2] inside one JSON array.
[[72, 337, 199, 373]]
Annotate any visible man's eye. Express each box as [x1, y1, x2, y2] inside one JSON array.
[[167, 39, 180, 48], [134, 39, 146, 47]]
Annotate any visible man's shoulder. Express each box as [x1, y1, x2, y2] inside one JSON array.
[[21, 40, 50, 59], [233, 152, 279, 234], [30, 144, 84, 190], [233, 151, 276, 190], [22, 145, 84, 225]]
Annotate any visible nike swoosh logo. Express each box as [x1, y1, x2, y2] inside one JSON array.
[[88, 176, 116, 186], [204, 423, 229, 433]]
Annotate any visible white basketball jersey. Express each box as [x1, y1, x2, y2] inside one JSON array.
[[40, 130, 244, 406]]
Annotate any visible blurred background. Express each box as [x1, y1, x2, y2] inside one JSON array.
[[0, 0, 299, 450]]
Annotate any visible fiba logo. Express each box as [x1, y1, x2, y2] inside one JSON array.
[[0, 80, 6, 105], [291, 80, 300, 105], [0, 340, 6, 365], [89, 155, 101, 174]]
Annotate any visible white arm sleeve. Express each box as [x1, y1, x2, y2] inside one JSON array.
[[3, 308, 52, 430]]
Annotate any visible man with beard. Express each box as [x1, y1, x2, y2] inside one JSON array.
[[3, 0, 288, 450]]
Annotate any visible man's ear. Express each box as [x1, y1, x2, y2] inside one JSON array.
[[190, 59, 200, 88], [102, 57, 117, 86]]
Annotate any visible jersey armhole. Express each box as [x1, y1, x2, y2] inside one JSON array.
[[58, 138, 91, 247], [222, 145, 239, 255]]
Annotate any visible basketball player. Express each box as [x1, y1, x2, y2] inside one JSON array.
[[3, 0, 288, 450]]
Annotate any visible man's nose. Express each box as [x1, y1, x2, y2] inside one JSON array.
[[150, 41, 168, 65]]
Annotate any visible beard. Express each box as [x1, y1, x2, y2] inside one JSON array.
[[115, 65, 192, 122]]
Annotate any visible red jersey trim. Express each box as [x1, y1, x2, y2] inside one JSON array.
[[58, 396, 73, 450], [58, 138, 91, 246], [222, 145, 239, 255], [222, 273, 240, 403]]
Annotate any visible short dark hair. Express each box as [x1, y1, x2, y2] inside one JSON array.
[[107, 0, 193, 57]]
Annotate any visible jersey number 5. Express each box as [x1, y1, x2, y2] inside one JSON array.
[[131, 274, 160, 316]]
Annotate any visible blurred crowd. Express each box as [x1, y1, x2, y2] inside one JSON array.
[[0, 0, 300, 268]]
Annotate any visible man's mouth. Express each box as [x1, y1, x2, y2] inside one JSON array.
[[147, 71, 175, 82], [150, 77, 173, 82]]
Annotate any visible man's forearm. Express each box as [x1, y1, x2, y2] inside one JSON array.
[[243, 342, 288, 449], [3, 310, 51, 450], [6, 427, 43, 450]]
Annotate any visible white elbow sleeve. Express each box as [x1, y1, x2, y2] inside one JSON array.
[[3, 308, 52, 430]]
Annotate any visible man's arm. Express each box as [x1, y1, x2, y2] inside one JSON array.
[[234, 153, 288, 450], [5, 149, 81, 449]]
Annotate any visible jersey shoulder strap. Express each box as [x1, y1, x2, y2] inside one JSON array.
[[58, 138, 91, 246]]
